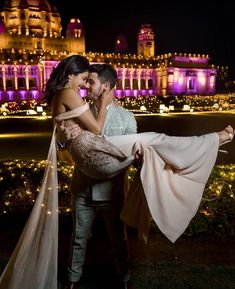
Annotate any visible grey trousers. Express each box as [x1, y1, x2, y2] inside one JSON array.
[[67, 198, 130, 282]]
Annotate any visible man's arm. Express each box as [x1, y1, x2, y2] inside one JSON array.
[[56, 121, 82, 150], [55, 122, 78, 164], [124, 110, 143, 168], [124, 112, 137, 134]]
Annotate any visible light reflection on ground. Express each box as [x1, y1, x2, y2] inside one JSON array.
[[0, 112, 234, 161]]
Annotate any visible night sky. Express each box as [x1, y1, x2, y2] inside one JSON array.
[[51, 0, 234, 78], [1, 0, 235, 78]]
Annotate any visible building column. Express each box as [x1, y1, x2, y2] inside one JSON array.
[[122, 68, 126, 90], [13, 65, 18, 90], [130, 68, 133, 90], [145, 69, 149, 89], [38, 61, 44, 91], [24, 65, 29, 90], [137, 69, 141, 90], [2, 65, 6, 91]]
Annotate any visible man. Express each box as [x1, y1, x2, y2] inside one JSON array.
[[59, 64, 137, 289]]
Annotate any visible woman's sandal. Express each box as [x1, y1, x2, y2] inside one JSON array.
[[218, 125, 234, 153]]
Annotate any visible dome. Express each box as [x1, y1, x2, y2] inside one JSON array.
[[1, 0, 60, 36], [66, 18, 83, 38], [3, 0, 51, 11], [115, 34, 128, 54], [68, 18, 82, 27]]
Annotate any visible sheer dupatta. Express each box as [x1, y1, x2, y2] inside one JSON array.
[[0, 127, 58, 289], [0, 104, 89, 289]]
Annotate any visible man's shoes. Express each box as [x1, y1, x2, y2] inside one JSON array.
[[115, 279, 134, 289], [125, 280, 134, 289], [63, 281, 79, 289]]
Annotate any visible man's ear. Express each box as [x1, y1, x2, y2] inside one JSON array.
[[103, 81, 110, 92]]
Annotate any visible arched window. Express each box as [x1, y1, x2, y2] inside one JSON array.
[[29, 79, 36, 88], [132, 79, 138, 89], [148, 79, 153, 89], [6, 79, 14, 89], [140, 79, 146, 89], [0, 78, 3, 90], [124, 79, 130, 89], [18, 78, 26, 88], [116, 78, 122, 89]]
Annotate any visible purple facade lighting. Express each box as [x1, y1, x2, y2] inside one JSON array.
[[174, 56, 208, 63], [0, 57, 217, 104], [140, 90, 147, 96], [7, 91, 14, 101], [133, 90, 139, 97], [19, 90, 27, 100], [114, 90, 123, 98], [124, 90, 132, 97], [31, 90, 39, 99]]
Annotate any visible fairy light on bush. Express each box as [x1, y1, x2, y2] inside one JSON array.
[[0, 160, 234, 236]]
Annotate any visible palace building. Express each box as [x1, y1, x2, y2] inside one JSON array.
[[0, 0, 218, 104]]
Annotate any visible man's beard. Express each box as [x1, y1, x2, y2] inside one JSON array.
[[87, 91, 103, 101]]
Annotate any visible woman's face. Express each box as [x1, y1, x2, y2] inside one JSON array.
[[69, 71, 89, 91]]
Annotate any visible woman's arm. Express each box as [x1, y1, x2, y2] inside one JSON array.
[[54, 88, 113, 135]]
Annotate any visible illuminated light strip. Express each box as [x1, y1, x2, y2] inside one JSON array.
[[0, 115, 52, 119], [0, 132, 52, 138]]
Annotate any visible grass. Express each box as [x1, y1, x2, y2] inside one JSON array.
[[1, 219, 235, 289], [1, 258, 235, 289], [0, 158, 235, 289], [131, 261, 235, 289]]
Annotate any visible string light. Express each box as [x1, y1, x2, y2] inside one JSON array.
[[0, 160, 234, 236]]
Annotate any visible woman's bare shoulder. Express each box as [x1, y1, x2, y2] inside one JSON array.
[[58, 88, 84, 108], [51, 88, 84, 116], [58, 88, 77, 98]]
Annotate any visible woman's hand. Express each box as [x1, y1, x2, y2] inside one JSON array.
[[68, 88, 114, 136]]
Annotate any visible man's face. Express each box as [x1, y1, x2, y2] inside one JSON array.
[[87, 72, 104, 101]]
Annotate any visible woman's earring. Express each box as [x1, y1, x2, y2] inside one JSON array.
[[65, 77, 71, 88]]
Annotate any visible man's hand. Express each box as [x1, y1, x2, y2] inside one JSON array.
[[100, 88, 114, 106], [57, 121, 82, 144]]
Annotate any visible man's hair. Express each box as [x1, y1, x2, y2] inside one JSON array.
[[89, 64, 118, 89]]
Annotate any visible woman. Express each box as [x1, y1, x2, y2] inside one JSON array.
[[0, 54, 233, 289]]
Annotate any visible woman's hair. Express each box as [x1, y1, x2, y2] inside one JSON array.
[[44, 54, 89, 105], [89, 63, 118, 89]]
